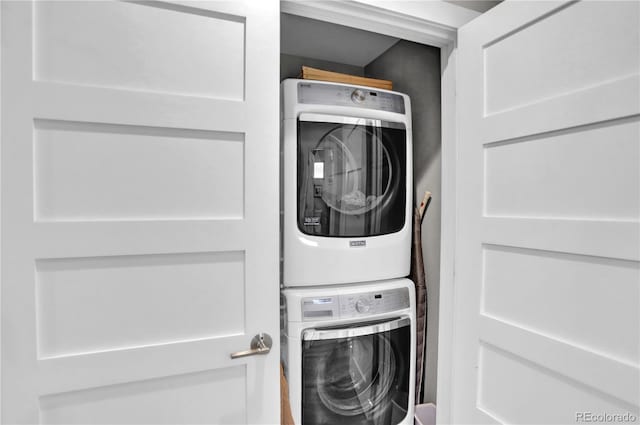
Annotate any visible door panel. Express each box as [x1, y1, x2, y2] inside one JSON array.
[[39, 367, 247, 425], [1, 1, 279, 423], [484, 118, 639, 220], [34, 120, 245, 221], [454, 1, 639, 423], [482, 1, 638, 115], [34, 1, 246, 99]]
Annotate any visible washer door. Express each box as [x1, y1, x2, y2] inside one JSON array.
[[301, 318, 411, 425], [297, 114, 406, 238]]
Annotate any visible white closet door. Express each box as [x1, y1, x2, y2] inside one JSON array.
[[1, 1, 279, 423], [452, 1, 639, 423]]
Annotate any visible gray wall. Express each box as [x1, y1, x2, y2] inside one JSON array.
[[280, 53, 364, 81], [366, 40, 442, 404]]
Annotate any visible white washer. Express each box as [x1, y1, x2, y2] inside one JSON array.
[[282, 278, 416, 425], [281, 79, 413, 286]]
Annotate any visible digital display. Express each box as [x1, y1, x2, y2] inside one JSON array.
[[312, 298, 332, 304]]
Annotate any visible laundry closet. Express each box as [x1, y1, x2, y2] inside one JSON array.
[[279, 10, 444, 422], [0, 1, 636, 424], [279, 2, 640, 424]]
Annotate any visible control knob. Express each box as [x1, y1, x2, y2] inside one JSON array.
[[351, 89, 366, 104], [355, 298, 370, 313]]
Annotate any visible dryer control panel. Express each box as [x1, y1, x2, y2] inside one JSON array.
[[298, 82, 405, 114], [301, 287, 410, 321]]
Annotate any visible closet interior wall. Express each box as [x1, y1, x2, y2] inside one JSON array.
[[366, 41, 441, 404], [280, 16, 442, 404], [280, 54, 364, 80]]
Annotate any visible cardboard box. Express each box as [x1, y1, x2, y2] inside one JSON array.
[[301, 66, 393, 90]]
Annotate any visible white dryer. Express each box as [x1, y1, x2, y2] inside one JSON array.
[[281, 79, 413, 286], [281, 278, 416, 425]]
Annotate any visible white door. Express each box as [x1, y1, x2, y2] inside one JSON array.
[[1, 1, 279, 423], [452, 1, 639, 423]]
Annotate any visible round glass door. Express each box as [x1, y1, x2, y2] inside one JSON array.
[[297, 117, 406, 238], [301, 319, 410, 425], [316, 335, 397, 417]]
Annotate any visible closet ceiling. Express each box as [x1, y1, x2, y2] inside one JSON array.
[[280, 13, 399, 67], [443, 0, 501, 13]]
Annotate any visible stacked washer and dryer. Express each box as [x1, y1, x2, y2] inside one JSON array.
[[281, 79, 416, 425]]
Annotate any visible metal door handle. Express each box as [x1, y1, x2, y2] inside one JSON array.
[[230, 333, 273, 359]]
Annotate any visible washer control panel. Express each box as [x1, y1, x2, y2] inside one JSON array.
[[301, 287, 410, 321], [298, 82, 405, 114]]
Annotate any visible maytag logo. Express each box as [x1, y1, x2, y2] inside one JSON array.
[[349, 240, 366, 247]]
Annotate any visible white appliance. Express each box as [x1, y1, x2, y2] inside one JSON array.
[[281, 79, 413, 286], [282, 279, 416, 425]]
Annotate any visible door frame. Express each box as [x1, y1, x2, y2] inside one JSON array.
[[0, 2, 3, 420], [280, 1, 463, 423]]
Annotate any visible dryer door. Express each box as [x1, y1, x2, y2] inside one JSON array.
[[297, 114, 406, 238], [301, 317, 411, 425]]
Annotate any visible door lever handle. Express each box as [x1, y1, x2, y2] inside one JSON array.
[[230, 333, 273, 359]]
